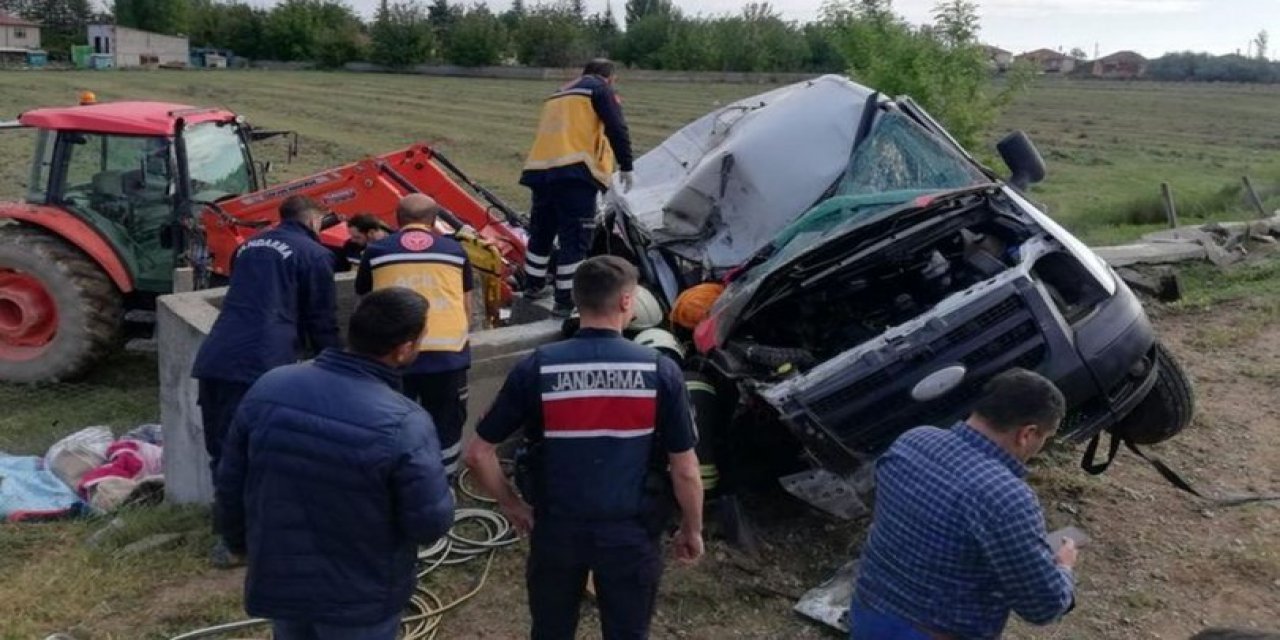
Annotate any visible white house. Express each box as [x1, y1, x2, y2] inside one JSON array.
[[88, 24, 188, 67], [0, 11, 40, 50]]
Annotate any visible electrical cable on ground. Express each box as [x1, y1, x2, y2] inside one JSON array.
[[169, 472, 516, 640]]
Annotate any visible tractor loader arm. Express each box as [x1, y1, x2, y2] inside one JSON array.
[[200, 143, 527, 278]]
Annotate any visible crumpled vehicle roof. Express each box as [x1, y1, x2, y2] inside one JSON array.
[[605, 75, 874, 271]]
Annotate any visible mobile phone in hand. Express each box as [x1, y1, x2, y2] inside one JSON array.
[[1047, 526, 1091, 551]]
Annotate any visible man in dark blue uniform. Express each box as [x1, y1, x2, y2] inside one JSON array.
[[465, 255, 704, 640], [192, 195, 341, 565], [520, 58, 634, 316]]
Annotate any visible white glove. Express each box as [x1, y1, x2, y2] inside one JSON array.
[[618, 171, 634, 193]]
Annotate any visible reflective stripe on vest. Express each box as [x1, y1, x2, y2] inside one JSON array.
[[539, 361, 658, 439], [370, 226, 469, 353], [523, 88, 616, 187]]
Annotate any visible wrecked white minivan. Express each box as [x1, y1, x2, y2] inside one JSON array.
[[593, 75, 1193, 518]]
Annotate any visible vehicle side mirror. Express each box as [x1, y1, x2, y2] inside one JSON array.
[[997, 130, 1046, 192]]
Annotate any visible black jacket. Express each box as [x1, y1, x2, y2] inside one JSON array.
[[216, 349, 455, 625]]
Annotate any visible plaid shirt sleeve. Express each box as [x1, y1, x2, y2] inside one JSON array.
[[969, 482, 1075, 625]]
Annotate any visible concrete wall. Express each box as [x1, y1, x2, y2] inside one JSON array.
[[159, 272, 562, 505], [0, 24, 40, 49]]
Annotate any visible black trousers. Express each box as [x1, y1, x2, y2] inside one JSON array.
[[525, 181, 599, 305], [402, 368, 468, 476], [197, 378, 253, 535], [527, 520, 663, 640]]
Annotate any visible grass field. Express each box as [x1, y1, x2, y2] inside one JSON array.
[[1, 70, 1280, 639], [4, 71, 1280, 245]]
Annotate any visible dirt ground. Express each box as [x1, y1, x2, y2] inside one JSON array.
[[437, 293, 1280, 640], [85, 284, 1272, 640]]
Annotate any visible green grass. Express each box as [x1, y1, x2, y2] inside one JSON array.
[[0, 351, 159, 455], [6, 72, 1280, 248], [1176, 257, 1280, 308], [999, 78, 1280, 244]]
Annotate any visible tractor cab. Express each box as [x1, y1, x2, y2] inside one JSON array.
[[11, 96, 266, 292]]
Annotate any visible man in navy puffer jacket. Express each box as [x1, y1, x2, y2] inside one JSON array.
[[216, 287, 455, 639]]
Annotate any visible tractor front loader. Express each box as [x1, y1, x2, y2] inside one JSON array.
[[0, 95, 526, 384]]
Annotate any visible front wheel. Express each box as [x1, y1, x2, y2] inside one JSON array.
[[1111, 342, 1195, 445], [0, 223, 123, 383]]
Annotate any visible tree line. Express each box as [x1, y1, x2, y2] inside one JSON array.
[[170, 0, 849, 72]]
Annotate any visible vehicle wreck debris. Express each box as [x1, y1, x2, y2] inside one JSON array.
[[594, 74, 1196, 523]]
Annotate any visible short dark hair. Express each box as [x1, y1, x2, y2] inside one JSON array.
[[348, 288, 428, 357], [971, 368, 1066, 433], [572, 256, 638, 315], [347, 213, 391, 234], [279, 195, 322, 222], [583, 58, 615, 78]]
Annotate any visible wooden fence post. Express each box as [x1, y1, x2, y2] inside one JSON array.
[[1161, 182, 1178, 229], [1242, 176, 1268, 219]]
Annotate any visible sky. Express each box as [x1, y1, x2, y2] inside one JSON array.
[[343, 0, 1277, 59]]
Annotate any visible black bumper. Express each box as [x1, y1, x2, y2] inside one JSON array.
[[765, 271, 1157, 473]]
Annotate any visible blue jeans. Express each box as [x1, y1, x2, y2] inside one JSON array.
[[271, 613, 400, 640], [850, 598, 932, 640]]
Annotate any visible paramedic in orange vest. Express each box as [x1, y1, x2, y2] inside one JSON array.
[[356, 194, 473, 477], [520, 58, 634, 316]]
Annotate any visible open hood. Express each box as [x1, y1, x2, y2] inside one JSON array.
[[605, 75, 874, 272]]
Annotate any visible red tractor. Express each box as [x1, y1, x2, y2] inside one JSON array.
[[0, 95, 527, 383]]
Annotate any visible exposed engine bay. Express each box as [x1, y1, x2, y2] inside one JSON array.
[[723, 190, 1039, 374]]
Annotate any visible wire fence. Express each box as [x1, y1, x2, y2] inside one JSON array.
[[0, 351, 160, 456]]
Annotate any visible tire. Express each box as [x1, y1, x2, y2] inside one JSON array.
[[1112, 342, 1195, 445], [0, 223, 123, 383]]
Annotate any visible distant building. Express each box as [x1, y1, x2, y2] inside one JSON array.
[[982, 45, 1013, 71], [1016, 48, 1077, 74], [87, 24, 189, 68], [1092, 51, 1148, 79], [0, 11, 40, 50]]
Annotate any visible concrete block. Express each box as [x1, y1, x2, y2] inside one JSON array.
[[1093, 243, 1208, 267], [158, 273, 561, 506]]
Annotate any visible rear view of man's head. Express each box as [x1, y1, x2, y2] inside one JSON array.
[[396, 194, 441, 228], [279, 195, 325, 232], [969, 368, 1066, 462], [348, 287, 428, 367], [572, 256, 639, 327]]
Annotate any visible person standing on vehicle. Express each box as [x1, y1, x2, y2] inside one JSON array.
[[192, 194, 341, 567], [356, 194, 473, 478], [216, 288, 455, 640], [335, 213, 392, 272], [851, 369, 1077, 640], [520, 58, 634, 316], [465, 255, 704, 640]]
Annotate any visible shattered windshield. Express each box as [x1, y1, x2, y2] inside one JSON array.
[[768, 109, 988, 265], [837, 109, 986, 196]]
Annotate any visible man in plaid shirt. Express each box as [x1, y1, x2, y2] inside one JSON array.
[[852, 369, 1078, 639]]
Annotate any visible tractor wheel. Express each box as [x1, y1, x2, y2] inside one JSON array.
[[1111, 342, 1195, 445], [0, 223, 123, 383]]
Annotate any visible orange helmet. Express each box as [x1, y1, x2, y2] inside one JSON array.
[[671, 282, 726, 330]]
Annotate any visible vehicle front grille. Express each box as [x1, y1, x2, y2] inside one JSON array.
[[799, 293, 1048, 455]]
